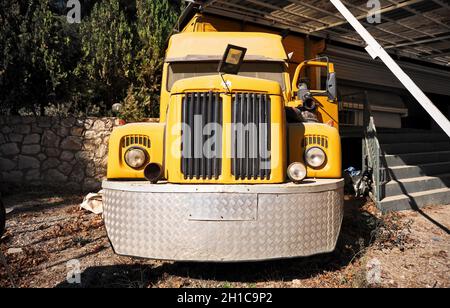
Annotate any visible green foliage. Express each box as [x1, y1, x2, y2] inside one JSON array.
[[0, 0, 185, 118], [119, 86, 148, 123], [0, 0, 75, 115], [75, 0, 134, 113], [127, 0, 185, 118]]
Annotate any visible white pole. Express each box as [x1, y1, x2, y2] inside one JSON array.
[[330, 0, 450, 138]]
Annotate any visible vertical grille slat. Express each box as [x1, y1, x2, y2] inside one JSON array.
[[266, 94, 272, 180], [244, 93, 250, 179], [249, 94, 255, 180], [188, 93, 195, 179], [232, 95, 238, 178], [240, 93, 247, 180], [261, 94, 269, 180], [193, 94, 201, 179], [232, 93, 271, 180], [201, 93, 207, 177], [182, 92, 222, 180], [181, 94, 189, 178], [259, 94, 265, 180], [235, 93, 243, 180], [206, 92, 213, 179], [254, 94, 261, 179], [214, 92, 222, 179]]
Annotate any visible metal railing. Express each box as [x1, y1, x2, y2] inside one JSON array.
[[362, 91, 391, 207], [341, 91, 388, 207]]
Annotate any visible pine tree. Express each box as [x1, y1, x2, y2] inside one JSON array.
[[75, 0, 134, 113], [0, 0, 74, 115], [0, 0, 185, 117], [126, 0, 184, 118]]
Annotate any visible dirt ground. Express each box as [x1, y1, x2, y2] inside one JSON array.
[[0, 191, 448, 288]]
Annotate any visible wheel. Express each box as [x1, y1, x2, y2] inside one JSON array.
[[0, 200, 5, 237]]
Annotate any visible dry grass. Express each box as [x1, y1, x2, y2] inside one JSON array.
[[0, 192, 448, 288]]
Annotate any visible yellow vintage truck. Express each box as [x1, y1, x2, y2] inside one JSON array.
[[102, 16, 344, 262]]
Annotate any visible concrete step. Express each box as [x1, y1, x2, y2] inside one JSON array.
[[380, 188, 450, 212], [387, 162, 450, 180], [378, 133, 449, 144], [384, 151, 450, 167], [383, 174, 450, 196], [381, 142, 450, 155]]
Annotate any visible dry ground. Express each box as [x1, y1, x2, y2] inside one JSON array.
[[0, 191, 448, 288]]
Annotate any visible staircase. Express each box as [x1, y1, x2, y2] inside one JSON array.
[[377, 129, 450, 212], [342, 91, 450, 212]]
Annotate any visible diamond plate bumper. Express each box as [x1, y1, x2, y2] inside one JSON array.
[[102, 179, 344, 262]]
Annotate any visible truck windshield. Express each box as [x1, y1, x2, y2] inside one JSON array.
[[167, 62, 286, 91]]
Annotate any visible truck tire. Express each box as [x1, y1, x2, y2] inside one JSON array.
[[0, 200, 5, 237]]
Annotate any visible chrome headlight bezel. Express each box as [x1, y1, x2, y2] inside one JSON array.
[[305, 147, 327, 169], [124, 147, 148, 170]]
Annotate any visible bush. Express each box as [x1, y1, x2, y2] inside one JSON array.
[[0, 0, 184, 118], [75, 0, 134, 114], [133, 0, 184, 117], [0, 0, 76, 115], [119, 86, 148, 122]]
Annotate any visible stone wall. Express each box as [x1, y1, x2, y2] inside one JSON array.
[[0, 117, 119, 193]]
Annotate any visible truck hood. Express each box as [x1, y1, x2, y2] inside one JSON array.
[[170, 74, 283, 96]]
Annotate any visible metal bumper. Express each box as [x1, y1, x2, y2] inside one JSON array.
[[102, 179, 344, 262]]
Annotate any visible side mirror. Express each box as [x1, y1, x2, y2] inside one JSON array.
[[292, 58, 336, 98], [327, 72, 337, 101]]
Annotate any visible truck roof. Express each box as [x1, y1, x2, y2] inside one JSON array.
[[166, 32, 288, 63]]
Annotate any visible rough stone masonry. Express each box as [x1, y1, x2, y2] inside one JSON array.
[[0, 117, 119, 193]]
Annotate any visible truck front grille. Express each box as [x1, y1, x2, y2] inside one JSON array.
[[232, 93, 271, 180], [181, 92, 223, 180]]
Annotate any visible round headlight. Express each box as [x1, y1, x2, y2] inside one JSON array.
[[288, 163, 307, 183], [125, 147, 148, 169], [305, 147, 326, 168]]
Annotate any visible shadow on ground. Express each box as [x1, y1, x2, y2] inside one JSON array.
[[56, 197, 380, 288], [2, 191, 83, 215]]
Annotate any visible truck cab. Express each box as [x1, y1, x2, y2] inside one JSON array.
[[102, 32, 344, 262], [107, 32, 341, 183]]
